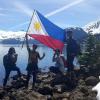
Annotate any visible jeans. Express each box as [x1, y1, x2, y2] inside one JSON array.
[[3, 66, 21, 87]]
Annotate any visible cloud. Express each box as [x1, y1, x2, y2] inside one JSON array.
[[0, 13, 7, 16], [13, 1, 33, 17], [0, 7, 19, 12], [10, 0, 85, 30], [45, 0, 85, 17], [9, 21, 29, 30]]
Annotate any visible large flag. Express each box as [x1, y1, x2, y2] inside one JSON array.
[[27, 10, 65, 51]]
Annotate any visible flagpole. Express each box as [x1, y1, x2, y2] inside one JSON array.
[[21, 10, 36, 49]]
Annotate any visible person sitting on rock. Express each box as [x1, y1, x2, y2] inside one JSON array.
[[25, 34, 45, 89], [3, 47, 21, 88], [52, 49, 65, 74]]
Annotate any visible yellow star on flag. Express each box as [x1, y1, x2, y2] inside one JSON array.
[[34, 22, 41, 31]]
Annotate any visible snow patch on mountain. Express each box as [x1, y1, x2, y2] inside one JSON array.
[[84, 20, 100, 34], [0, 30, 26, 41], [65, 27, 87, 41]]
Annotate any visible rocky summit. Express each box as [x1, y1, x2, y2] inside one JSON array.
[[0, 68, 98, 100]]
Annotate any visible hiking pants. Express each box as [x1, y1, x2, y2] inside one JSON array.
[[3, 66, 21, 87]]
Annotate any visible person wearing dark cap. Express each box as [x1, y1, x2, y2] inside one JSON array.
[[3, 47, 21, 88], [66, 31, 80, 71], [66, 31, 81, 87], [25, 34, 45, 89]]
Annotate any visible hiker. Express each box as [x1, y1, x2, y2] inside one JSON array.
[[66, 30, 81, 80], [52, 49, 65, 74], [3, 47, 21, 88], [25, 34, 45, 89]]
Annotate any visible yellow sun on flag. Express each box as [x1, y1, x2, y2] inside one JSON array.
[[34, 22, 41, 31]]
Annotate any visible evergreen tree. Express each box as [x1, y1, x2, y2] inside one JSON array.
[[80, 34, 100, 67]]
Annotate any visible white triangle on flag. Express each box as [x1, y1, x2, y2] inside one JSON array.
[[27, 10, 48, 36]]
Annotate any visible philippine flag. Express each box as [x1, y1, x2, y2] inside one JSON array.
[[27, 10, 65, 51]]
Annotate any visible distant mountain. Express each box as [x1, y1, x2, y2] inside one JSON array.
[[84, 20, 100, 34], [2, 19, 100, 44], [0, 30, 25, 40], [0, 30, 40, 44], [65, 27, 87, 41], [0, 27, 88, 44]]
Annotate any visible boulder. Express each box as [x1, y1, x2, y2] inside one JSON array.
[[53, 92, 70, 100], [53, 85, 68, 93], [38, 86, 53, 95], [26, 91, 47, 100], [0, 89, 6, 99], [85, 76, 99, 86], [79, 85, 89, 96], [69, 91, 84, 100]]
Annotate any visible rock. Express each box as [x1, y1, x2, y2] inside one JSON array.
[[69, 91, 84, 100], [53, 92, 70, 100], [26, 91, 47, 100], [85, 76, 99, 86], [53, 85, 68, 93], [0, 89, 6, 99], [38, 86, 53, 95], [50, 74, 69, 86], [3, 96, 10, 100], [49, 66, 60, 74], [11, 74, 27, 89], [62, 98, 68, 100], [0, 71, 98, 100], [53, 85, 62, 93], [78, 79, 86, 86], [79, 86, 88, 94]]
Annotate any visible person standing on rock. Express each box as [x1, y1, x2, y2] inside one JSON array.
[[3, 47, 21, 88], [25, 34, 45, 89], [66, 30, 81, 84]]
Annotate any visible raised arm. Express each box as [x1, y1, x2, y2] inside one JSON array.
[[38, 53, 45, 60]]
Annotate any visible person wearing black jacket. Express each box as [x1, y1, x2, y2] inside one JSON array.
[[66, 31, 80, 72], [66, 30, 81, 88], [3, 47, 21, 87]]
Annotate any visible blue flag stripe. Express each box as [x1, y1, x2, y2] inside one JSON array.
[[36, 11, 65, 42]]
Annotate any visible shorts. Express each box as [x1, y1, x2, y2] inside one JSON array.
[[26, 63, 38, 73]]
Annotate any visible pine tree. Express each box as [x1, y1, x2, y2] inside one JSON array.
[[80, 34, 100, 68]]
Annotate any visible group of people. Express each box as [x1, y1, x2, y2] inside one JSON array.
[[3, 30, 81, 89]]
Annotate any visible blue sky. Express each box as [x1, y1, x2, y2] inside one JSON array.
[[0, 0, 100, 31]]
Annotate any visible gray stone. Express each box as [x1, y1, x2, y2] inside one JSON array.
[[85, 76, 99, 86]]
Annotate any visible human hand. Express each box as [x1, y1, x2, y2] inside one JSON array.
[[14, 53, 18, 57]]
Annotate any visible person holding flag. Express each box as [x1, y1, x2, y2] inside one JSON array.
[[23, 10, 65, 89], [25, 34, 45, 89], [26, 10, 65, 52]]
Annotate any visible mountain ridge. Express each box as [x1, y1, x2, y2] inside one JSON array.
[[83, 20, 100, 34], [0, 19, 100, 44]]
